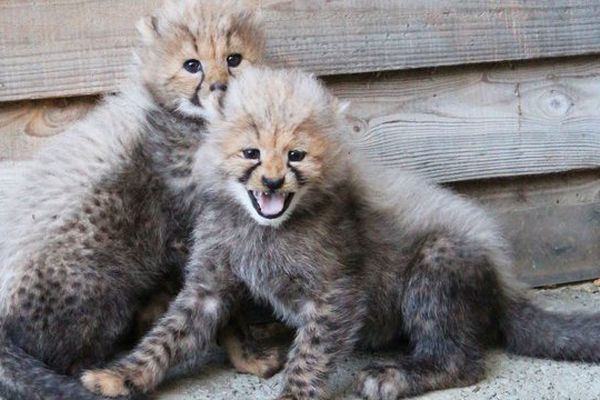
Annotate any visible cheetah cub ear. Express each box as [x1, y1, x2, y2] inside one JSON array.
[[136, 15, 159, 45]]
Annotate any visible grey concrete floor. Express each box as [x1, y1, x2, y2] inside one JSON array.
[[156, 283, 600, 400]]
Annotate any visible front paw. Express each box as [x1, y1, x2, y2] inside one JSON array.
[[356, 364, 411, 400], [81, 369, 131, 397]]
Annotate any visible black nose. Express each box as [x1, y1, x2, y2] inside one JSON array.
[[209, 82, 228, 92], [262, 176, 285, 190]]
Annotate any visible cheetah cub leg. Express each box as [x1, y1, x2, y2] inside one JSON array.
[[278, 289, 365, 400], [357, 235, 494, 399], [82, 268, 236, 396]]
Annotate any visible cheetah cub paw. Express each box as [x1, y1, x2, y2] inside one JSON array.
[[81, 369, 130, 397]]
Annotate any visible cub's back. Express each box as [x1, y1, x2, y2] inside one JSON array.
[[0, 84, 155, 314]]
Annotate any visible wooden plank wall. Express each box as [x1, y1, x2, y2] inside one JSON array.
[[4, 57, 600, 182], [455, 171, 600, 287], [1, 0, 600, 286], [0, 97, 98, 160], [335, 57, 600, 183], [2, 0, 600, 101]]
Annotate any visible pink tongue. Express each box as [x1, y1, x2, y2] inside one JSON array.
[[257, 192, 286, 216]]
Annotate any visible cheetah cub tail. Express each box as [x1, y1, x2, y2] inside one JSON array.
[[502, 293, 600, 362], [0, 335, 137, 400]]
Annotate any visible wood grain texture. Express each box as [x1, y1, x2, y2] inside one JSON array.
[[455, 171, 600, 287], [2, 0, 600, 101], [3, 57, 600, 184], [0, 97, 97, 161], [334, 56, 600, 183]]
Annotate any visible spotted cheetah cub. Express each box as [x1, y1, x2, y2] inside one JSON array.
[[82, 67, 600, 400], [0, 1, 273, 399]]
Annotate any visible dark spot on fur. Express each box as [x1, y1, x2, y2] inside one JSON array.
[[84, 271, 98, 280], [64, 295, 76, 306], [289, 378, 307, 388], [162, 342, 172, 359]]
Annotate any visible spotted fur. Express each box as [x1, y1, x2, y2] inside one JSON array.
[[82, 67, 600, 400], [0, 1, 269, 399]]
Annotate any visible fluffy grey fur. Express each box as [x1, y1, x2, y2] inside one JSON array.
[[0, 0, 272, 398], [82, 67, 600, 400], [0, 79, 206, 400]]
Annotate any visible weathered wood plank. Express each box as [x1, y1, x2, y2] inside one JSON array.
[[3, 57, 600, 184], [2, 0, 600, 101], [0, 97, 98, 161], [335, 56, 600, 183], [454, 171, 600, 287]]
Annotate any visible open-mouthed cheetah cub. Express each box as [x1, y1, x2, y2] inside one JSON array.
[[84, 67, 600, 400]]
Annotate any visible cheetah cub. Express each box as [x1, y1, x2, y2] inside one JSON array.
[[0, 1, 274, 399], [83, 66, 600, 400]]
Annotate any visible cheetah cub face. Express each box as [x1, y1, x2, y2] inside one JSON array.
[[201, 67, 349, 227], [136, 0, 264, 119]]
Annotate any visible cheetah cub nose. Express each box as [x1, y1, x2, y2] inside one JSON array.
[[262, 177, 285, 191], [209, 82, 228, 92]]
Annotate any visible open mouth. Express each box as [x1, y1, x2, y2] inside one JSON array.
[[247, 191, 295, 219]]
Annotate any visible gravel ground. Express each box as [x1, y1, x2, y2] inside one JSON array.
[[156, 283, 600, 400]]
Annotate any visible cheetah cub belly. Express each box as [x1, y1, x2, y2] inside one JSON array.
[[0, 1, 278, 399], [83, 67, 600, 400]]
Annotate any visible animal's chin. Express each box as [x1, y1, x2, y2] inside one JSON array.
[[175, 98, 207, 119], [247, 191, 295, 220]]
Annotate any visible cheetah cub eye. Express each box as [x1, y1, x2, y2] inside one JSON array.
[[183, 59, 203, 74], [227, 54, 243, 68], [242, 149, 260, 160], [288, 150, 306, 162]]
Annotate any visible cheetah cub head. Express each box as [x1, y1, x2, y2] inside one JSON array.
[[198, 66, 350, 227], [135, 0, 264, 119]]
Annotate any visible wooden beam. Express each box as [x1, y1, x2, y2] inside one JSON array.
[[3, 57, 600, 183], [333, 56, 600, 183], [2, 0, 600, 101], [453, 171, 600, 287], [0, 97, 98, 161]]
